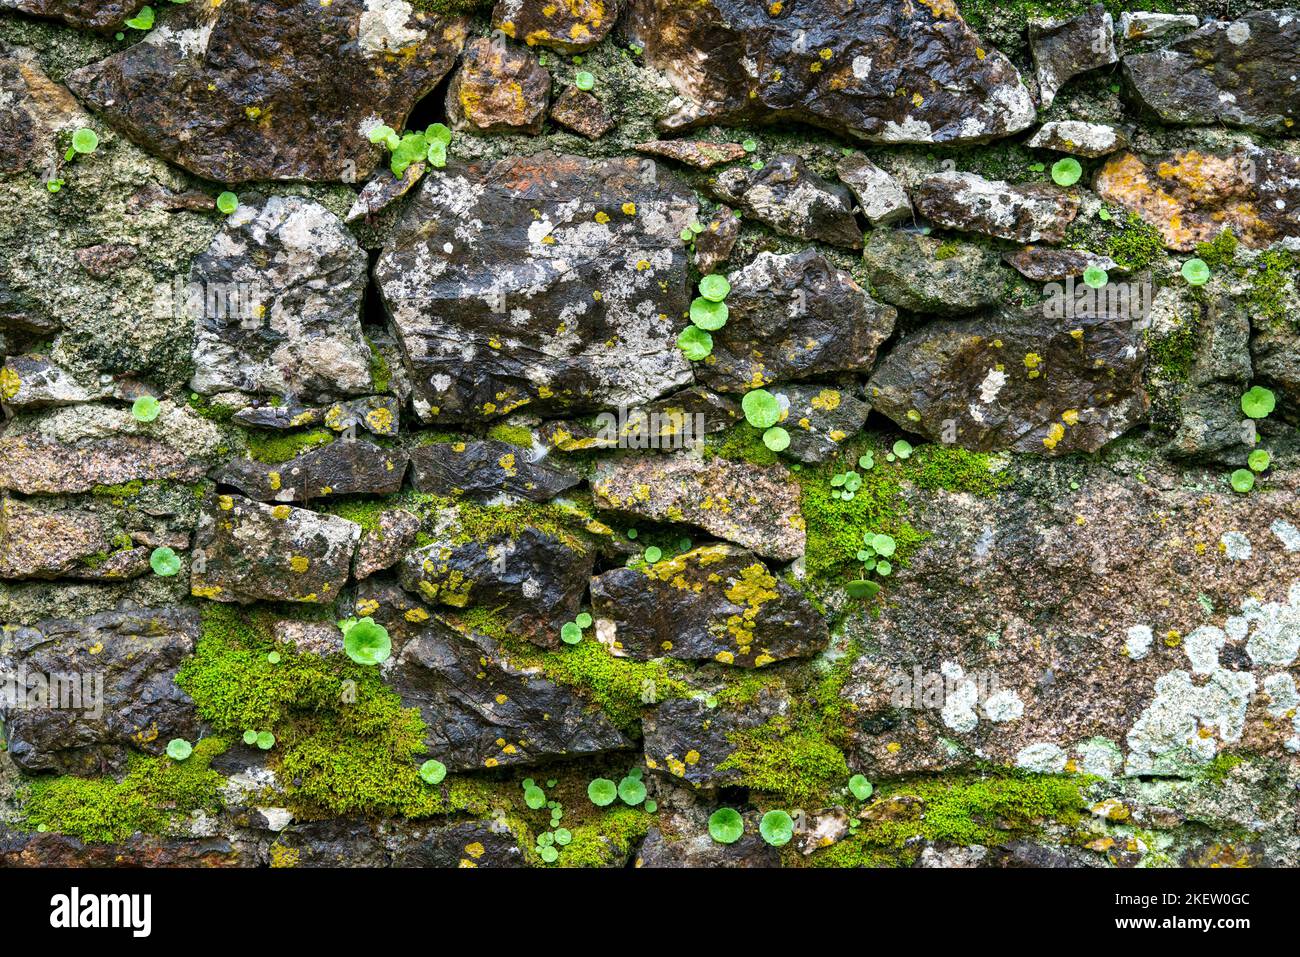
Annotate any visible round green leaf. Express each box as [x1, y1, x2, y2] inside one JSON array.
[[644, 799, 658, 813], [419, 759, 447, 785], [124, 5, 154, 29], [149, 546, 180, 577], [1050, 158, 1082, 186], [876, 559, 892, 576], [1241, 385, 1276, 419], [644, 546, 663, 563], [699, 274, 731, 302], [762, 426, 790, 452], [1181, 258, 1211, 286], [708, 807, 744, 844], [848, 774, 873, 801], [524, 785, 547, 810], [689, 297, 729, 330], [742, 139, 758, 153], [267, 651, 281, 664], [560, 621, 583, 644], [587, 777, 617, 807], [255, 731, 275, 750], [1082, 265, 1108, 289], [845, 579, 880, 600], [132, 395, 161, 422], [242, 730, 258, 745], [759, 809, 794, 847], [165, 738, 192, 761], [576, 612, 593, 629], [741, 389, 782, 429], [539, 845, 559, 863], [892, 439, 913, 460], [1230, 468, 1255, 494], [342, 617, 391, 666], [554, 827, 572, 846], [216, 191, 239, 215], [871, 534, 897, 558], [617, 775, 647, 805], [677, 325, 713, 360], [1248, 449, 1271, 472], [71, 128, 99, 155], [574, 71, 595, 91]]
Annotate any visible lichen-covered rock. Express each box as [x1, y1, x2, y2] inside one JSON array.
[[0, 496, 121, 581], [635, 140, 747, 170], [189, 197, 371, 402], [1123, 12, 1300, 135], [550, 86, 615, 140], [408, 439, 580, 503], [867, 306, 1149, 455], [268, 820, 385, 868], [1118, 11, 1198, 43], [492, 0, 616, 53], [345, 163, 426, 226], [0, 38, 89, 176], [374, 153, 696, 423], [1, 354, 107, 409], [642, 694, 781, 787], [1095, 148, 1300, 252], [387, 615, 631, 770], [712, 155, 861, 249], [860, 230, 1003, 315], [1027, 121, 1128, 158], [835, 154, 912, 226], [0, 829, 252, 867], [233, 397, 401, 438], [0, 0, 147, 31], [763, 382, 870, 464], [389, 820, 524, 867], [0, 605, 198, 774], [66, 0, 470, 182], [637, 822, 779, 868], [539, 386, 739, 453], [1002, 247, 1118, 282], [353, 509, 420, 581], [693, 207, 741, 276], [191, 495, 360, 605], [697, 250, 895, 393], [446, 36, 550, 135], [1029, 4, 1118, 108], [912, 171, 1079, 244], [0, 434, 205, 495], [592, 543, 827, 666], [216, 441, 409, 503], [625, 0, 1035, 144], [591, 453, 805, 561]]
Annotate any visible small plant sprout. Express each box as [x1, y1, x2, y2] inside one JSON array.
[[1230, 468, 1255, 494], [165, 738, 193, 761], [524, 784, 547, 810], [618, 775, 647, 805], [892, 439, 913, 460], [575, 71, 595, 91], [576, 612, 593, 629], [762, 426, 790, 452], [560, 621, 583, 644], [1241, 386, 1276, 419], [681, 221, 706, 244], [689, 296, 729, 331], [132, 394, 161, 422], [538, 844, 559, 863], [848, 774, 874, 801], [65, 127, 98, 163], [742, 138, 758, 153], [369, 122, 453, 177], [1082, 264, 1108, 289], [644, 799, 658, 813], [266, 651, 281, 664], [1181, 257, 1211, 286], [243, 730, 258, 746], [741, 389, 782, 429], [255, 731, 276, 750], [419, 759, 447, 785], [858, 452, 875, 470], [1050, 158, 1082, 187], [830, 469, 862, 501], [1248, 449, 1271, 473], [677, 325, 713, 360], [708, 807, 744, 844], [587, 777, 617, 807], [341, 617, 391, 665], [149, 546, 180, 577], [699, 274, 731, 302], [554, 828, 572, 845], [759, 810, 794, 847], [846, 579, 879, 599], [216, 191, 239, 215], [644, 545, 663, 563], [124, 5, 155, 30]]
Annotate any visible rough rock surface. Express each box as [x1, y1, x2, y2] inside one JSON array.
[[913, 171, 1079, 244], [835, 154, 912, 226], [447, 36, 550, 135], [408, 439, 580, 503], [712, 155, 861, 249], [0, 0, 147, 31], [1002, 247, 1118, 282], [1027, 121, 1128, 158], [549, 86, 614, 140], [1029, 5, 1118, 108], [860, 230, 1003, 315], [217, 441, 409, 503], [492, 0, 616, 53], [763, 382, 871, 464]]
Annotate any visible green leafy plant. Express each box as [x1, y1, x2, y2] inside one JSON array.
[[368, 122, 453, 177], [575, 71, 595, 91], [891, 440, 913, 461], [124, 5, 155, 30], [1241, 386, 1276, 419], [255, 731, 275, 750], [165, 738, 192, 761], [742, 389, 782, 429], [1082, 264, 1108, 289], [576, 612, 593, 629], [848, 774, 873, 801], [1248, 449, 1271, 473], [266, 651, 281, 665], [524, 783, 547, 810], [149, 547, 181, 577], [132, 395, 161, 422], [617, 775, 646, 806], [763, 427, 790, 452], [560, 621, 583, 644], [1230, 468, 1255, 494], [419, 759, 446, 785], [689, 297, 729, 330], [644, 545, 663, 563], [341, 617, 391, 666], [708, 807, 744, 844], [64, 127, 98, 163], [677, 325, 713, 360], [587, 777, 617, 807], [699, 274, 731, 302], [216, 191, 239, 215], [1050, 158, 1082, 187], [759, 809, 794, 847], [1181, 257, 1211, 286]]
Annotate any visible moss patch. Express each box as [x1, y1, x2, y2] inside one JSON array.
[[245, 428, 335, 464]]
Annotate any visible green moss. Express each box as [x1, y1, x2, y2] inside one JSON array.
[[244, 427, 335, 464], [411, 0, 493, 13], [1146, 315, 1201, 385], [23, 738, 227, 844], [486, 423, 535, 449], [1195, 229, 1239, 269], [187, 392, 238, 423], [1105, 214, 1165, 273], [716, 717, 852, 806], [1247, 248, 1299, 330], [1198, 751, 1245, 786], [366, 337, 391, 393], [531, 636, 688, 732], [707, 422, 778, 467], [907, 446, 1009, 497], [933, 240, 961, 261], [90, 479, 144, 500], [559, 804, 653, 868]]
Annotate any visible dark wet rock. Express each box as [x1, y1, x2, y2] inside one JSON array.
[[375, 153, 696, 423], [345, 163, 426, 226], [0, 605, 198, 774], [1029, 4, 1118, 108], [697, 249, 895, 393], [693, 206, 741, 276], [1118, 11, 1198, 43], [233, 397, 401, 438], [1002, 247, 1118, 282], [866, 305, 1148, 455], [353, 509, 420, 582], [0, 435, 205, 495], [637, 823, 779, 868], [625, 0, 1035, 144], [591, 453, 805, 561], [550, 86, 615, 140], [860, 230, 1003, 315], [409, 439, 580, 504], [1027, 121, 1128, 158], [634, 140, 747, 170], [217, 441, 408, 504], [1095, 148, 1300, 252], [398, 520, 594, 646], [67, 0, 470, 183], [712, 155, 861, 249], [913, 171, 1079, 244], [269, 820, 384, 868], [591, 543, 827, 666], [642, 694, 782, 786], [189, 196, 371, 402], [540, 386, 739, 453], [0, 39, 88, 177], [387, 615, 631, 770], [836, 154, 912, 227], [390, 820, 523, 867], [191, 494, 360, 605], [0, 829, 251, 867], [125, 183, 218, 215], [0, 0, 147, 31], [351, 577, 436, 655], [0, 354, 107, 409], [493, 0, 617, 53], [1123, 12, 1300, 135], [765, 382, 871, 464], [447, 36, 550, 136]]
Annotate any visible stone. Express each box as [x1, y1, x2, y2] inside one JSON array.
[[66, 0, 470, 183], [912, 171, 1079, 244], [538, 386, 739, 453], [764, 382, 871, 464], [353, 509, 421, 581], [1095, 148, 1300, 252], [191, 494, 360, 605], [550, 87, 615, 140], [638, 823, 779, 868], [492, 0, 617, 53], [697, 250, 896, 393], [0, 0, 147, 31], [345, 163, 426, 225], [189, 196, 371, 402], [0, 354, 107, 409], [446, 36, 550, 136], [866, 306, 1149, 455], [408, 439, 580, 504], [0, 830, 250, 867], [375, 153, 696, 423], [0, 605, 198, 774], [1029, 4, 1118, 108], [268, 820, 385, 868], [216, 441, 409, 504], [0, 434, 205, 495], [835, 154, 912, 226], [634, 140, 747, 170], [1118, 12, 1198, 43], [860, 230, 1004, 315], [390, 820, 524, 867], [624, 0, 1035, 144], [387, 615, 631, 770], [233, 397, 401, 438], [0, 39, 92, 177], [74, 243, 139, 280], [642, 694, 782, 787], [591, 453, 805, 561], [0, 496, 112, 581], [1123, 12, 1300, 135], [1002, 247, 1119, 283], [591, 543, 828, 666], [1027, 121, 1128, 158], [712, 155, 861, 249], [693, 207, 741, 276], [398, 519, 594, 646]]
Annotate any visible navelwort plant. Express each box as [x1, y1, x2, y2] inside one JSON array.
[[368, 122, 453, 178], [1230, 386, 1276, 494]]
